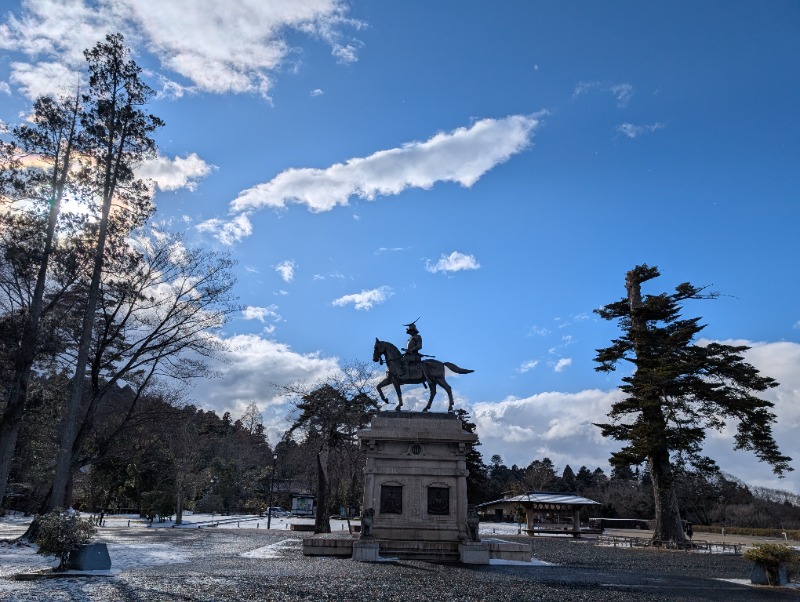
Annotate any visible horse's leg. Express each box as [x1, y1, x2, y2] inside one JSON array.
[[440, 378, 455, 413], [394, 381, 403, 411], [422, 381, 437, 411], [376, 377, 391, 404]]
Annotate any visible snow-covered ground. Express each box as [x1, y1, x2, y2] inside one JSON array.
[[2, 512, 796, 599], [0, 511, 525, 574]]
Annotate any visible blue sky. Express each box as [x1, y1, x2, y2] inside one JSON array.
[[1, 1, 799, 493]]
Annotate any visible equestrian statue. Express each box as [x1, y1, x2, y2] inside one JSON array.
[[372, 320, 474, 412]]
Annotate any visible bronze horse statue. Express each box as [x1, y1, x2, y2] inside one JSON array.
[[372, 338, 474, 412]]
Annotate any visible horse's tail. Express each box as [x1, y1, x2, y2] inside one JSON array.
[[443, 362, 474, 375]]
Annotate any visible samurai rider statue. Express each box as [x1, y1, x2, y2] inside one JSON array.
[[398, 320, 423, 379]]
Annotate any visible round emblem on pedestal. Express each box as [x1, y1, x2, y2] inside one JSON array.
[[411, 443, 422, 455]]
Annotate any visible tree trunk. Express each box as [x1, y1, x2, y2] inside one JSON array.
[[0, 409, 24, 508], [648, 450, 687, 543], [175, 485, 184, 526], [314, 448, 331, 534]]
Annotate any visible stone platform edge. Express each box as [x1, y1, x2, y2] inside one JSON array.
[[302, 536, 531, 563]]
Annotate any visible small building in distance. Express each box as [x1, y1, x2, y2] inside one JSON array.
[[478, 492, 601, 537]]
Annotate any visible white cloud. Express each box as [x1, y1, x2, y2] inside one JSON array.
[[8, 61, 83, 100], [553, 357, 572, 372], [472, 389, 621, 470], [332, 286, 393, 310], [196, 213, 253, 245], [617, 122, 665, 139], [518, 360, 538, 373], [310, 88, 324, 97], [137, 153, 213, 191], [1, 0, 360, 100], [242, 305, 280, 323], [425, 251, 480, 274], [184, 333, 340, 441], [0, 81, 11, 95], [231, 115, 539, 214], [275, 260, 296, 283]]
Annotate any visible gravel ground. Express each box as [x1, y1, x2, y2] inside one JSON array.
[[3, 528, 799, 601]]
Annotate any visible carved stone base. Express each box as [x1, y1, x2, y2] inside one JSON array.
[[358, 411, 478, 544]]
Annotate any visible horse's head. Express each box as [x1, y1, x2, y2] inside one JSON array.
[[372, 338, 382, 363]]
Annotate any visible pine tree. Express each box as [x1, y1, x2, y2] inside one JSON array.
[[594, 264, 791, 543], [49, 33, 163, 511]]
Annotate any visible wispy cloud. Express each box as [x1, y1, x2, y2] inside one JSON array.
[[231, 115, 539, 214], [617, 122, 665, 139], [610, 83, 634, 108], [310, 88, 324, 97], [573, 81, 635, 108], [425, 251, 481, 274], [0, 0, 361, 100], [275, 260, 296, 283], [332, 286, 393, 310], [518, 359, 539, 373]]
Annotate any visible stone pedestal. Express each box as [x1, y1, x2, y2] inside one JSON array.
[[459, 542, 490, 564], [750, 563, 789, 586], [357, 411, 478, 561], [352, 540, 380, 562]]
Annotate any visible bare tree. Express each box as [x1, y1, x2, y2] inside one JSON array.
[[284, 362, 379, 533], [0, 92, 83, 508]]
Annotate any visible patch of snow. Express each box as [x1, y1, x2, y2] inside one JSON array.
[[240, 538, 301, 559], [716, 578, 800, 589], [489, 558, 554, 566], [101, 542, 192, 569]]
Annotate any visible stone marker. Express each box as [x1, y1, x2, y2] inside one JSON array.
[[66, 543, 111, 571]]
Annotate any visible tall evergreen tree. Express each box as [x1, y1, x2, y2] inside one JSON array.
[[453, 408, 490, 503], [49, 33, 163, 511], [594, 264, 791, 543]]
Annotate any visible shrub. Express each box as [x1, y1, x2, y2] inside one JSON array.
[[743, 543, 797, 585], [35, 508, 96, 570]]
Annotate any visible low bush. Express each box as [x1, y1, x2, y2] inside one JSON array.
[[35, 508, 96, 570], [743, 543, 798, 585]]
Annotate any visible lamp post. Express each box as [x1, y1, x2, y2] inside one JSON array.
[[267, 452, 278, 529]]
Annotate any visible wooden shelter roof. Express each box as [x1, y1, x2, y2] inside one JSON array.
[[478, 492, 600, 509]]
